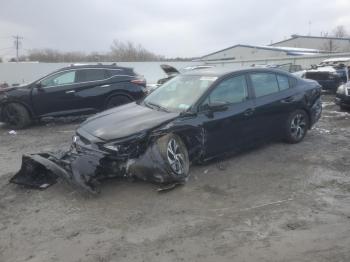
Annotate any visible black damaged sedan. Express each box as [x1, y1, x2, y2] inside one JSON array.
[[11, 68, 322, 193]]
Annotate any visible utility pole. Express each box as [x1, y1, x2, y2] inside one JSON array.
[[13, 35, 23, 62]]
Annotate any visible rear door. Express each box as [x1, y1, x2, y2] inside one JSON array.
[[72, 68, 110, 111], [248, 72, 298, 139]]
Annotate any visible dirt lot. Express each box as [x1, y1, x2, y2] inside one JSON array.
[[0, 94, 350, 262]]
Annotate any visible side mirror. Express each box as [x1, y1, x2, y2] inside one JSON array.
[[35, 82, 43, 89], [208, 101, 229, 112]]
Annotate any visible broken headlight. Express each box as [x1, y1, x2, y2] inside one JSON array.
[[104, 142, 121, 152], [103, 141, 140, 157], [102, 132, 147, 156]]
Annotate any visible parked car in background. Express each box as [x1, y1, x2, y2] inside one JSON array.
[[156, 64, 213, 86], [0, 64, 147, 128], [252, 63, 303, 73], [336, 81, 350, 110], [11, 68, 322, 193], [0, 82, 9, 89], [303, 57, 350, 93]]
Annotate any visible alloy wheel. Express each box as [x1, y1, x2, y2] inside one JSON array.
[[167, 138, 185, 175], [290, 113, 306, 140]]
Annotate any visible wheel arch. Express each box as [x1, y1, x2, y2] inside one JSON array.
[[152, 126, 205, 162], [300, 107, 312, 129], [1, 100, 35, 119], [104, 92, 134, 107]]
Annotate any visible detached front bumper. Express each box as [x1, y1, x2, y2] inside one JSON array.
[[10, 149, 114, 193]]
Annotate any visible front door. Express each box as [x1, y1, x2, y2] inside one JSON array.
[[197, 74, 256, 158], [31, 69, 85, 116]]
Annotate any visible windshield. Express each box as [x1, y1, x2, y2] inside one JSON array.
[[144, 75, 217, 112]]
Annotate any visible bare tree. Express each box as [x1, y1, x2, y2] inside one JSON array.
[[110, 39, 164, 61], [333, 25, 348, 38], [26, 40, 165, 62], [321, 40, 339, 52]]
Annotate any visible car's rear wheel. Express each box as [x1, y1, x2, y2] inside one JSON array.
[[3, 103, 31, 129], [284, 110, 309, 144], [157, 134, 190, 181], [106, 96, 132, 109]]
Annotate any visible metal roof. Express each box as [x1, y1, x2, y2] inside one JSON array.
[[201, 44, 323, 59], [270, 34, 350, 46]]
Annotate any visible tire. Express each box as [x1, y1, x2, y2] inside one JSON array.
[[284, 110, 309, 144], [156, 134, 190, 181], [106, 96, 132, 109], [3, 103, 31, 129]]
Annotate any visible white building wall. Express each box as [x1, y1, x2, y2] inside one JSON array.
[[272, 37, 350, 52], [203, 46, 287, 61], [202, 52, 350, 69]]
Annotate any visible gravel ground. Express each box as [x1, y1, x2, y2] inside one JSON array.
[[1, 94, 350, 262]]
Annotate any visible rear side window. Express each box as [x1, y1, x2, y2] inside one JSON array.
[[276, 74, 290, 90], [250, 73, 279, 97], [76, 69, 107, 82], [207, 75, 248, 104]]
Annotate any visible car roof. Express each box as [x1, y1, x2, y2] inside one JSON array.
[[57, 64, 133, 71], [182, 67, 292, 77]]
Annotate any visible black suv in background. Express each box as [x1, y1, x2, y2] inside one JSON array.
[[0, 64, 147, 128]]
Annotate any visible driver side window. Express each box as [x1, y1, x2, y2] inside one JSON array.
[[40, 71, 76, 88], [201, 75, 248, 109]]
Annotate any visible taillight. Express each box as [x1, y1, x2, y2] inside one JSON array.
[[131, 78, 146, 86]]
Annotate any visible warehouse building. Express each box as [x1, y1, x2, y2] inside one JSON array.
[[200, 44, 324, 62], [200, 35, 350, 62], [270, 34, 350, 52]]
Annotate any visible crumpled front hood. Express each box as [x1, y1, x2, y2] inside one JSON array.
[[78, 102, 179, 141]]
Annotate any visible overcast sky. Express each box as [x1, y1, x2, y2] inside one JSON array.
[[0, 0, 349, 58]]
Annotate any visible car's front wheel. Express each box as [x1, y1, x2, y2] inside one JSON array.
[[3, 103, 31, 129], [157, 134, 190, 181], [284, 110, 309, 144]]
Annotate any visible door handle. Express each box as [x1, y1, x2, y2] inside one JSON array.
[[65, 90, 75, 94], [100, 84, 110, 88], [244, 108, 254, 116], [281, 96, 295, 103]]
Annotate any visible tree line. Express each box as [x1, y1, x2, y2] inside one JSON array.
[[3, 39, 194, 63]]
